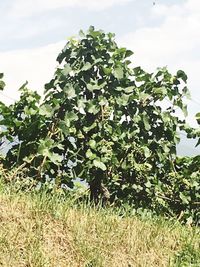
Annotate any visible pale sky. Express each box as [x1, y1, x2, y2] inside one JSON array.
[[0, 0, 200, 154]]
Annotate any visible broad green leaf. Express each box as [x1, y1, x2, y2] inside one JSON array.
[[113, 67, 123, 79], [143, 147, 151, 158], [99, 97, 108, 106], [182, 86, 191, 99], [177, 70, 187, 83], [65, 111, 78, 122], [86, 149, 96, 160], [24, 107, 37, 116], [61, 64, 72, 76], [64, 85, 76, 99], [162, 112, 171, 123], [49, 153, 63, 165], [83, 122, 97, 133], [39, 104, 53, 117], [153, 87, 167, 96], [38, 138, 55, 156], [87, 83, 101, 92], [82, 62, 92, 71], [38, 147, 51, 158], [145, 181, 151, 188], [179, 192, 190, 204], [89, 139, 96, 149], [116, 94, 130, 106], [59, 121, 69, 135], [89, 30, 103, 38], [125, 50, 134, 57], [124, 86, 135, 94], [87, 101, 99, 114], [115, 87, 123, 92], [102, 67, 112, 75], [93, 159, 107, 171]]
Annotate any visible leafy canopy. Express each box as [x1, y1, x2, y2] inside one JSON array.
[[0, 27, 199, 223]]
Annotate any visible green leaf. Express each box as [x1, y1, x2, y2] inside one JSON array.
[[38, 138, 55, 156], [24, 106, 37, 116], [145, 181, 152, 188], [87, 83, 101, 92], [102, 67, 112, 75], [113, 67, 123, 79], [162, 112, 171, 123], [195, 139, 200, 147], [38, 147, 51, 158], [39, 104, 53, 117], [89, 30, 103, 38], [0, 80, 5, 90], [86, 149, 96, 160], [179, 192, 189, 204], [124, 86, 135, 94], [115, 87, 123, 92], [59, 121, 69, 135], [89, 139, 96, 149], [195, 112, 200, 124], [116, 94, 130, 106], [143, 147, 151, 158], [93, 159, 107, 171], [77, 98, 86, 114], [79, 29, 85, 38], [82, 62, 92, 71], [61, 64, 72, 76], [87, 101, 99, 114], [153, 87, 167, 96], [182, 104, 188, 117], [88, 25, 95, 33], [98, 97, 108, 106], [64, 85, 76, 99], [65, 111, 78, 122], [83, 122, 97, 133], [177, 70, 187, 83], [182, 86, 191, 99], [173, 132, 180, 144], [143, 114, 150, 131], [49, 153, 63, 165], [125, 50, 134, 57]]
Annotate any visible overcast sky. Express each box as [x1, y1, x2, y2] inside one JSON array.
[[0, 0, 200, 154]]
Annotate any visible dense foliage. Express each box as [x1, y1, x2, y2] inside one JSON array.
[[0, 27, 199, 224]]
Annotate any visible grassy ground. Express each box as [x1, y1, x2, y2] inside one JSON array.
[[0, 180, 199, 267]]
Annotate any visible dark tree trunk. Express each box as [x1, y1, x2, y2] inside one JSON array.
[[89, 170, 110, 205]]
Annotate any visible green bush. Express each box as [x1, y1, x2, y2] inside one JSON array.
[[0, 27, 199, 223]]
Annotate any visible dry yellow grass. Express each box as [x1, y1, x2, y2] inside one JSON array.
[[0, 189, 199, 267]]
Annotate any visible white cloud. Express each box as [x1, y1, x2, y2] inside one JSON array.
[[9, 0, 131, 18], [1, 0, 200, 128], [119, 0, 200, 127], [0, 41, 65, 105]]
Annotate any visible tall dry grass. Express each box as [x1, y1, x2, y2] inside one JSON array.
[[0, 178, 199, 266]]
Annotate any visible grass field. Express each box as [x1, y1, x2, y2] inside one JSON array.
[[0, 179, 199, 267]]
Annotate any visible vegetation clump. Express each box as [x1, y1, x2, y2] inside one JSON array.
[[0, 27, 199, 224], [0, 180, 199, 267]]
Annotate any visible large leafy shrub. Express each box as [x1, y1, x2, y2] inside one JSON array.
[[0, 27, 199, 223]]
